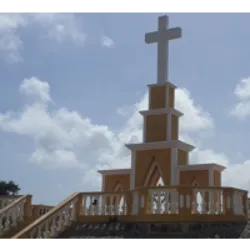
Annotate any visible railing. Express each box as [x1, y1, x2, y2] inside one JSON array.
[[12, 186, 248, 238], [132, 186, 248, 216], [12, 193, 81, 238], [0, 195, 22, 210], [0, 195, 32, 236], [31, 205, 54, 217]]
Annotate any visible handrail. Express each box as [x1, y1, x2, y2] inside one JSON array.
[[0, 195, 29, 214], [11, 193, 79, 240], [0, 195, 32, 237]]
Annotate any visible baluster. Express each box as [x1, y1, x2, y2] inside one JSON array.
[[192, 190, 197, 214], [29, 229, 36, 238], [97, 195, 101, 215], [50, 217, 57, 237], [149, 190, 154, 214], [43, 221, 50, 238], [19, 201, 25, 221], [171, 190, 177, 214], [71, 198, 78, 219], [101, 195, 105, 215], [200, 190, 205, 214], [4, 212, 11, 232], [217, 190, 222, 214], [163, 192, 169, 214], [114, 195, 119, 215], [156, 190, 161, 214], [36, 225, 42, 238], [58, 211, 65, 231], [0, 215, 4, 236], [209, 191, 214, 214]]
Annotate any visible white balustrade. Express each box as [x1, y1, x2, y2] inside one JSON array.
[[0, 196, 26, 236], [24, 197, 78, 238], [148, 188, 181, 215], [0, 196, 18, 210], [145, 187, 244, 215], [82, 193, 128, 216]]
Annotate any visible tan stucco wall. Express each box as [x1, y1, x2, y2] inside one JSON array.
[[214, 170, 221, 187], [104, 174, 130, 192], [168, 86, 175, 108], [171, 115, 178, 140], [178, 149, 188, 165], [149, 86, 166, 109], [145, 114, 167, 142], [134, 149, 171, 189], [179, 170, 209, 186]]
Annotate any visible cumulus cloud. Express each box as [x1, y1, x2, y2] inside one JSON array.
[[0, 77, 250, 192], [101, 35, 114, 48], [230, 77, 250, 119], [0, 13, 86, 63]]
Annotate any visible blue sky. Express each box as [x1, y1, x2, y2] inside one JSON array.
[[1, 13, 250, 205]]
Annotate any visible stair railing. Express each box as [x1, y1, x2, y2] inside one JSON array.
[[12, 192, 82, 238], [0, 195, 32, 236]]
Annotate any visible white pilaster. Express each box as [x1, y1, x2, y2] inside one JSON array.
[[148, 88, 152, 110], [101, 174, 106, 192], [142, 116, 146, 143], [167, 113, 172, 141], [130, 151, 136, 190], [170, 148, 177, 185], [165, 84, 169, 108], [209, 168, 214, 186]]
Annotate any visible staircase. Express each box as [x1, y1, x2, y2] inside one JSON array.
[[57, 221, 249, 239], [0, 195, 53, 238]]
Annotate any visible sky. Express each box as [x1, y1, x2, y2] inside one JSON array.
[[1, 13, 250, 205]]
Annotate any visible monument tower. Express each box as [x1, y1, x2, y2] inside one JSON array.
[[99, 15, 225, 192]]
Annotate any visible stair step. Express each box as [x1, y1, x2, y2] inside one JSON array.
[[57, 221, 250, 239]]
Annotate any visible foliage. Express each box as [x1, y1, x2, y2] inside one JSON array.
[[0, 180, 20, 196]]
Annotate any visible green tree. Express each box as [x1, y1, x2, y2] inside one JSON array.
[[0, 180, 20, 196]]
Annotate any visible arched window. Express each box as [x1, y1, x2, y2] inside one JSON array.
[[144, 162, 165, 187]]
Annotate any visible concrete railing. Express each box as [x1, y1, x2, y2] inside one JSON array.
[[0, 195, 32, 236], [12, 186, 248, 238], [0, 195, 22, 210]]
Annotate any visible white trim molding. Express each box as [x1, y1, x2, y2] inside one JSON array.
[[144, 162, 165, 187], [147, 81, 177, 89], [125, 140, 195, 152], [139, 107, 183, 118], [177, 163, 226, 172], [170, 148, 177, 185], [209, 168, 214, 186], [130, 151, 136, 190], [98, 168, 131, 176]]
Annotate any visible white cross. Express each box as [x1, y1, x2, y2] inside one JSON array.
[[145, 15, 182, 83]]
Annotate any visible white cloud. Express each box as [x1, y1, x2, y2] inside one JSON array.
[[20, 77, 52, 103], [0, 13, 86, 63], [33, 13, 86, 45], [0, 14, 27, 63], [230, 77, 250, 119], [101, 35, 114, 48], [0, 77, 250, 192]]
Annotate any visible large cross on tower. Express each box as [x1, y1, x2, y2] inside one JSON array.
[[145, 15, 182, 83]]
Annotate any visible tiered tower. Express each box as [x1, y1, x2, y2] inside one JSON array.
[[125, 15, 195, 189]]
